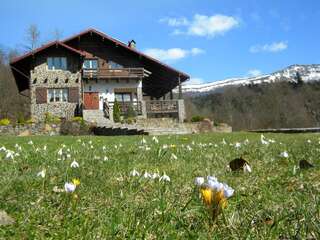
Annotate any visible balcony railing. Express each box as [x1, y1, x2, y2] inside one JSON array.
[[82, 68, 149, 79], [109, 101, 142, 115], [145, 100, 178, 113]]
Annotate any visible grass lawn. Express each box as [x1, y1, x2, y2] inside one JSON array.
[[0, 133, 319, 239]]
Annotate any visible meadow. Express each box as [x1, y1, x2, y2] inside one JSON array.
[[0, 133, 319, 239]]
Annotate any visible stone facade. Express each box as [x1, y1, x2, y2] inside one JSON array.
[[0, 123, 60, 136], [30, 48, 82, 121]]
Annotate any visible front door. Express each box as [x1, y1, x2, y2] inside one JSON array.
[[84, 92, 99, 110]]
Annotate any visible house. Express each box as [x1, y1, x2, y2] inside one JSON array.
[[10, 28, 189, 124]]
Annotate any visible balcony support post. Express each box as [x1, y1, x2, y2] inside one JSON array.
[[178, 75, 182, 99]]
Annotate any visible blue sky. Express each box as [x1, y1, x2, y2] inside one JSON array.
[[1, 0, 320, 84]]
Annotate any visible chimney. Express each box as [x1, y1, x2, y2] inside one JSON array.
[[128, 40, 136, 49]]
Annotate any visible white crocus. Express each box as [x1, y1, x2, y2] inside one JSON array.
[[130, 169, 140, 177], [159, 173, 170, 182], [57, 148, 63, 156], [37, 169, 46, 178], [222, 183, 234, 198], [207, 176, 217, 182], [194, 177, 205, 186], [28, 140, 33, 145], [208, 179, 223, 191], [152, 173, 160, 179], [141, 138, 147, 145], [0, 146, 6, 152], [70, 160, 79, 168], [171, 153, 178, 160], [152, 136, 159, 144], [143, 172, 152, 179], [187, 145, 192, 151], [64, 182, 76, 193], [103, 156, 108, 161], [243, 163, 252, 173], [235, 142, 241, 149], [222, 139, 227, 145], [280, 151, 289, 158], [5, 150, 15, 160]]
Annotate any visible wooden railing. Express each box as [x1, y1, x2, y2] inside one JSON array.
[[145, 100, 178, 113], [82, 68, 147, 79], [109, 101, 142, 115]]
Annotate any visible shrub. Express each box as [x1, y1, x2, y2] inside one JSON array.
[[71, 116, 84, 123], [125, 104, 137, 119], [191, 115, 205, 122], [60, 120, 91, 135], [113, 99, 121, 123], [17, 114, 26, 125], [44, 112, 61, 124], [0, 118, 10, 126]]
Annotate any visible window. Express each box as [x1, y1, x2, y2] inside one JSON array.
[[83, 59, 98, 69], [108, 61, 123, 69], [48, 89, 69, 102], [47, 57, 67, 70], [115, 92, 132, 102]]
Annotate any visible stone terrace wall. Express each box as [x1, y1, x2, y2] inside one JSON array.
[[0, 123, 60, 136]]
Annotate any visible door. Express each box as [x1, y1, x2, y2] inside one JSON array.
[[84, 92, 99, 109]]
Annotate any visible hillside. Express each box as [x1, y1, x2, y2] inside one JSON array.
[[185, 80, 320, 130]]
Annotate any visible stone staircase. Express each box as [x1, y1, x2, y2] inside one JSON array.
[[83, 110, 112, 127], [83, 113, 192, 136]]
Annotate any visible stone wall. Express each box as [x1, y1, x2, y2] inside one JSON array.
[[30, 47, 82, 121], [0, 123, 60, 136]]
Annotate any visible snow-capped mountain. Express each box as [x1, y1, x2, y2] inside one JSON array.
[[183, 64, 320, 94]]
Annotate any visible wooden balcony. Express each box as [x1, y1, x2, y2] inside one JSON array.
[[145, 100, 178, 113], [82, 68, 150, 79]]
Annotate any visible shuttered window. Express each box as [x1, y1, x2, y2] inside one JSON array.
[[68, 87, 79, 103], [36, 87, 47, 104]]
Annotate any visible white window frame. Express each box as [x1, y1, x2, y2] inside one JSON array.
[[83, 59, 98, 70], [48, 88, 69, 103]]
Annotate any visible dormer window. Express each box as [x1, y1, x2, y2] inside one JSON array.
[[108, 61, 123, 69], [47, 57, 67, 70], [83, 59, 98, 70]]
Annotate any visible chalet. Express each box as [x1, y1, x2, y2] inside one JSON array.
[[10, 28, 189, 124]]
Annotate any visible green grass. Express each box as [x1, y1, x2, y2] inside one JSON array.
[[0, 133, 319, 239]]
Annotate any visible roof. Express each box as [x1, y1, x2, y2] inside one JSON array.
[[10, 41, 86, 64], [62, 28, 189, 79]]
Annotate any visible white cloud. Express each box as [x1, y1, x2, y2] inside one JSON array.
[[247, 69, 262, 77], [250, 41, 288, 53], [144, 47, 205, 62], [160, 14, 240, 37], [184, 77, 205, 85], [159, 17, 189, 27]]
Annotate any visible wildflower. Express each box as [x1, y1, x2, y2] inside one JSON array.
[[207, 176, 218, 182], [162, 144, 168, 149], [261, 135, 269, 145], [171, 153, 178, 160], [187, 145, 192, 151], [243, 163, 252, 173], [194, 177, 205, 186], [152, 136, 159, 144], [141, 138, 147, 145], [72, 178, 80, 186], [170, 144, 176, 148], [103, 156, 108, 161], [28, 140, 33, 145], [43, 145, 47, 151], [70, 160, 79, 168], [130, 169, 140, 177], [57, 148, 63, 156], [5, 150, 15, 160], [159, 173, 170, 182], [222, 139, 227, 145], [235, 142, 241, 149], [222, 183, 234, 198], [280, 151, 289, 158], [0, 146, 6, 152], [64, 182, 76, 193], [152, 172, 160, 179], [37, 169, 46, 178], [307, 139, 311, 143], [102, 146, 107, 151], [143, 172, 152, 179]]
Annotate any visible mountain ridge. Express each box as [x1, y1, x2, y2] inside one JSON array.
[[183, 64, 320, 94]]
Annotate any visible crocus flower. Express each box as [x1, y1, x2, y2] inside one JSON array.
[[243, 163, 252, 173], [130, 169, 140, 177], [159, 173, 170, 182], [195, 177, 205, 186], [280, 151, 289, 158], [5, 150, 15, 160], [70, 160, 79, 168], [37, 169, 46, 178], [143, 172, 152, 179], [72, 178, 80, 186], [64, 182, 76, 193], [171, 153, 178, 160], [152, 136, 159, 144]]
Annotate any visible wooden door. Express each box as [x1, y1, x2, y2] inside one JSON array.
[[84, 92, 99, 110]]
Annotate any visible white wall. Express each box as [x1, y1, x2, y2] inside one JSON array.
[[83, 80, 142, 110]]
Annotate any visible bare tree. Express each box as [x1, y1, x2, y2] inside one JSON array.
[[52, 28, 63, 40], [25, 24, 40, 50]]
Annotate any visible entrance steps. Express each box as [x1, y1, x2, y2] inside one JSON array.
[[83, 110, 112, 127]]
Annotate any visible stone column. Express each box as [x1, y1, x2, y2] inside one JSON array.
[[140, 100, 147, 119], [109, 105, 114, 122], [177, 99, 186, 123]]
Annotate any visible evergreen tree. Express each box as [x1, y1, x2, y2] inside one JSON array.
[[113, 99, 121, 123]]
